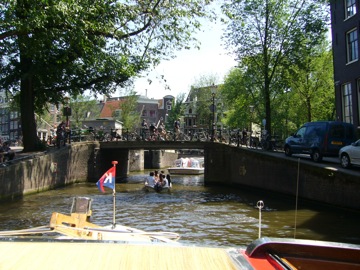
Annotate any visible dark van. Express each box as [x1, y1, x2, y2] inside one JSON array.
[[284, 121, 356, 162]]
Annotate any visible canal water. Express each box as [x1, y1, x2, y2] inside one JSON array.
[[0, 173, 360, 247]]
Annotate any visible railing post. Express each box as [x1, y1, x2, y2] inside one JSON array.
[[237, 129, 240, 147]]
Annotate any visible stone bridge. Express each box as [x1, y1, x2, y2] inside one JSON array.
[[0, 141, 359, 210], [99, 141, 360, 210]]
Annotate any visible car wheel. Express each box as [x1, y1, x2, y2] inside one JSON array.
[[311, 149, 322, 162], [340, 153, 351, 168], [284, 145, 292, 156]]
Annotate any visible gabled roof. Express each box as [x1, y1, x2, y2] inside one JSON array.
[[99, 100, 125, 118]]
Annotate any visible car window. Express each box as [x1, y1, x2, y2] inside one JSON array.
[[295, 127, 306, 138], [306, 125, 322, 138]]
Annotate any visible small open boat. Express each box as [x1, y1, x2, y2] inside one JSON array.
[[144, 182, 172, 192], [167, 157, 204, 175]]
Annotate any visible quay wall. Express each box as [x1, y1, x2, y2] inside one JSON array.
[[0, 143, 178, 201], [0, 142, 97, 201], [204, 143, 360, 210], [1, 141, 359, 211]]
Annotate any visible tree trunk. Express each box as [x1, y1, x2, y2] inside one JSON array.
[[307, 96, 312, 122], [16, 0, 40, 152], [19, 44, 39, 152]]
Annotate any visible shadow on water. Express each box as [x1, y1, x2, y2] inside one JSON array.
[[0, 172, 359, 247]]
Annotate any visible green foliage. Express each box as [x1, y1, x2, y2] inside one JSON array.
[[114, 92, 140, 131], [0, 0, 213, 151], [70, 95, 98, 128], [166, 93, 186, 130], [222, 0, 329, 135]]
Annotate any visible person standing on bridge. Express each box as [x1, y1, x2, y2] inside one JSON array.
[[174, 118, 180, 141]]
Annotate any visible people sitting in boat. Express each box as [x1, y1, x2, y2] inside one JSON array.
[[166, 174, 172, 187], [146, 171, 156, 187], [161, 174, 168, 187], [154, 170, 159, 182], [154, 173, 165, 191]]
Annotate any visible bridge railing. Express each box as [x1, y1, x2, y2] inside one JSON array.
[[66, 127, 282, 151]]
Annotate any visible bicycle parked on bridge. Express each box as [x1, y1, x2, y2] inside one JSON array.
[[259, 131, 282, 151]]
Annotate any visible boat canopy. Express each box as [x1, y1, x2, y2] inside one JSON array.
[[174, 158, 203, 168]]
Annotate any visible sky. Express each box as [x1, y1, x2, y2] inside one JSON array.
[[130, 14, 237, 100]]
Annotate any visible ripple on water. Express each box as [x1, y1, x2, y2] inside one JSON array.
[[0, 178, 360, 247]]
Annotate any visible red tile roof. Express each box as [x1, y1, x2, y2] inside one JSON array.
[[100, 100, 125, 118]]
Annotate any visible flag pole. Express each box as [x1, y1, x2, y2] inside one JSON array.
[[111, 160, 118, 229]]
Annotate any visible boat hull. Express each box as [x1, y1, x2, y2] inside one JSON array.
[[167, 167, 204, 175], [144, 183, 172, 192]]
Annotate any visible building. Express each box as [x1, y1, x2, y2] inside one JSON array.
[[330, 0, 360, 134], [0, 89, 22, 143], [101, 95, 174, 131], [183, 85, 221, 135]]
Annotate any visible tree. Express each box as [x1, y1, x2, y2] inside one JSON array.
[[0, 0, 213, 151], [221, 67, 254, 129], [166, 93, 186, 131], [222, 0, 328, 135], [190, 74, 222, 129], [70, 95, 98, 129], [287, 43, 335, 123], [113, 92, 140, 131]]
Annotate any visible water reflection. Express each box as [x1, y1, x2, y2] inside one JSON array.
[[0, 173, 359, 247]]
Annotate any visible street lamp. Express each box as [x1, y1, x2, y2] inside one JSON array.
[[210, 85, 216, 142], [63, 96, 71, 143]]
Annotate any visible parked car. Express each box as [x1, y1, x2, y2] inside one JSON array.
[[284, 121, 356, 162], [339, 139, 360, 168]]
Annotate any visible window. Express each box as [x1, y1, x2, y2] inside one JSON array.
[[166, 101, 172, 111], [142, 110, 147, 117], [342, 83, 353, 123], [114, 109, 121, 118], [346, 29, 358, 63], [10, 120, 18, 130], [345, 0, 357, 18], [149, 110, 156, 118], [295, 127, 306, 138]]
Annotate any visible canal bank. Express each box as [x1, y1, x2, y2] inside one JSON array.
[[0, 142, 359, 211], [0, 142, 177, 201]]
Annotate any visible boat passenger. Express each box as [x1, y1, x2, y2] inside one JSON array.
[[146, 172, 156, 187], [154, 173, 165, 192], [159, 173, 167, 187], [166, 174, 172, 187], [154, 170, 159, 182]]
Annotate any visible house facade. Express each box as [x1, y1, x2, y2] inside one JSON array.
[[330, 0, 360, 134], [183, 85, 221, 135], [101, 95, 174, 130]]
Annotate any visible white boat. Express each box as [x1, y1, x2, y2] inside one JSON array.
[[167, 157, 204, 175], [144, 182, 172, 192]]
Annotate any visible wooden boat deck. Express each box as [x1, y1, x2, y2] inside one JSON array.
[[0, 241, 239, 270]]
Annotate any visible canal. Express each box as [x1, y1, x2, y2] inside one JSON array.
[[0, 172, 359, 247]]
